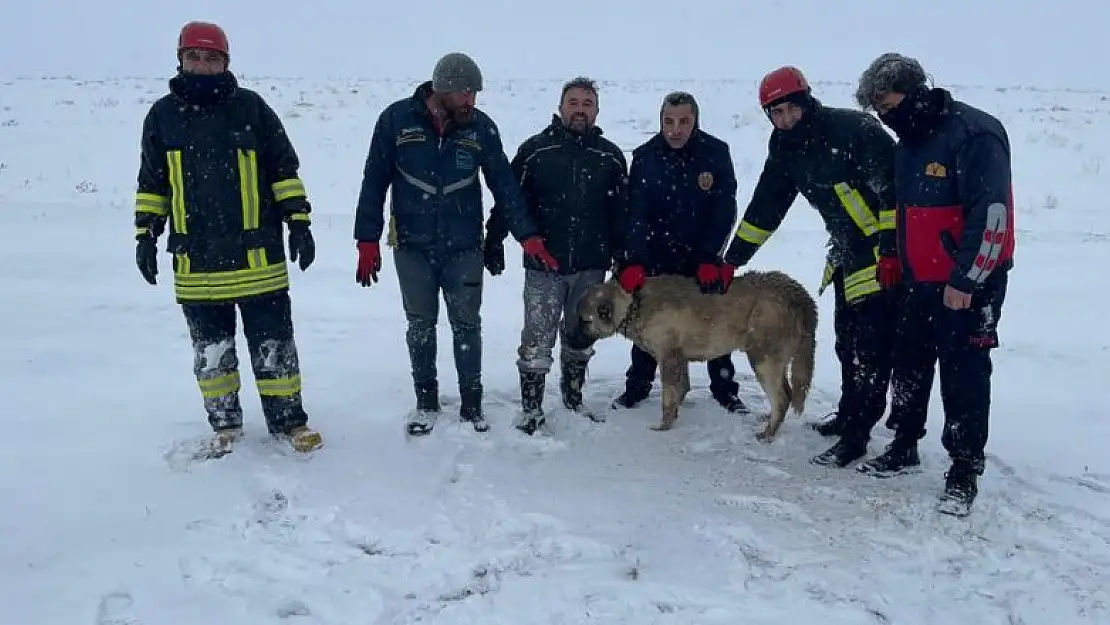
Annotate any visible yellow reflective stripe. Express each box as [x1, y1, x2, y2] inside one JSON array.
[[878, 209, 896, 232], [833, 183, 879, 237], [173, 263, 289, 302], [387, 213, 398, 248], [198, 372, 241, 399], [246, 248, 269, 269], [174, 252, 192, 274], [256, 374, 302, 397], [735, 220, 772, 245], [135, 192, 170, 216], [136, 226, 151, 237], [167, 151, 187, 234], [843, 264, 881, 302], [287, 212, 310, 223], [817, 261, 835, 296], [238, 149, 260, 230], [272, 177, 307, 202]]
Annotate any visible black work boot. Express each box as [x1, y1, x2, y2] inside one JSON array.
[[712, 390, 749, 413], [937, 460, 981, 517], [808, 411, 848, 437], [811, 436, 868, 468], [516, 371, 546, 435], [857, 438, 921, 478], [407, 381, 440, 436], [612, 383, 650, 409], [459, 385, 489, 433]]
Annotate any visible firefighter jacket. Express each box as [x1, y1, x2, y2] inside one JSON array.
[[134, 71, 312, 304], [723, 102, 897, 304], [890, 88, 1015, 293], [353, 81, 538, 253], [486, 115, 630, 275]]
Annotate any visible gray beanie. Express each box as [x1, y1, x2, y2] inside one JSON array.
[[854, 53, 928, 109], [432, 53, 483, 93]]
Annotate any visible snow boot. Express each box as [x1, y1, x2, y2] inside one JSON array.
[[205, 426, 243, 458], [516, 371, 546, 435], [857, 438, 920, 478], [284, 425, 323, 452], [937, 461, 981, 517], [560, 359, 605, 422], [810, 436, 868, 468], [712, 390, 749, 413], [459, 386, 489, 433], [808, 411, 848, 437], [611, 382, 650, 410], [407, 382, 440, 436]]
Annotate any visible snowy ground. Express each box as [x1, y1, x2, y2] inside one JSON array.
[[2, 76, 1109, 624]]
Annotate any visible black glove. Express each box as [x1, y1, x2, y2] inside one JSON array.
[[136, 236, 158, 285], [288, 222, 315, 271], [483, 237, 505, 276]]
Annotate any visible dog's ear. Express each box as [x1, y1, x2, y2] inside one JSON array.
[[598, 301, 613, 323]]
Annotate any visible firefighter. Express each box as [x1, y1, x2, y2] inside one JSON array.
[[720, 66, 910, 470], [352, 52, 553, 436], [854, 53, 1015, 515], [133, 21, 322, 457]]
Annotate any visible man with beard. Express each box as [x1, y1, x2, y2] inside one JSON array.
[[613, 91, 746, 413], [353, 52, 557, 436], [854, 53, 1015, 516], [484, 77, 630, 435], [719, 66, 914, 473], [133, 21, 322, 457]]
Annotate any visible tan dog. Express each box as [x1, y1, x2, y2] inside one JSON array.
[[577, 271, 818, 440]]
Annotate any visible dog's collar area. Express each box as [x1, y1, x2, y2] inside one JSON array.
[[617, 291, 642, 334]]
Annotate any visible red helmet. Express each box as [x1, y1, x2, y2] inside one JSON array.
[[759, 66, 810, 107], [178, 21, 229, 56]]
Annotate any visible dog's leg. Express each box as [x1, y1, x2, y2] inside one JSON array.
[[653, 349, 685, 431], [679, 362, 691, 404], [752, 354, 791, 441]]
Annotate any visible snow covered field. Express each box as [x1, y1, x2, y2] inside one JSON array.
[[2, 72, 1109, 624]]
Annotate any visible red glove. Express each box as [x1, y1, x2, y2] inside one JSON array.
[[617, 265, 646, 293], [719, 263, 736, 292], [356, 241, 381, 286], [695, 263, 719, 286], [521, 236, 559, 271], [877, 256, 901, 289]]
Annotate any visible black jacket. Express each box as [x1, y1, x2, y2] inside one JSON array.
[[723, 101, 896, 302], [486, 115, 629, 274], [626, 130, 738, 277], [135, 71, 312, 304]]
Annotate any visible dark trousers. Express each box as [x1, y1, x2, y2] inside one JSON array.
[[834, 268, 900, 439], [181, 291, 308, 434], [393, 246, 484, 403], [856, 275, 1006, 471], [625, 346, 740, 400]]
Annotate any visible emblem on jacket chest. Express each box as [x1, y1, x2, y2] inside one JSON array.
[[697, 171, 714, 190]]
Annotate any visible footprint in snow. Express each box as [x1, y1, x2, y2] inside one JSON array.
[[95, 591, 141, 625]]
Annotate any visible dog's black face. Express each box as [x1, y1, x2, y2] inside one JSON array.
[[577, 281, 631, 340]]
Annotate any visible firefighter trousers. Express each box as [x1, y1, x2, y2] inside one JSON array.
[[181, 291, 309, 435], [879, 276, 1007, 471], [833, 267, 900, 441]]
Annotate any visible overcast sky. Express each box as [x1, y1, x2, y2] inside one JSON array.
[[4, 0, 1105, 90]]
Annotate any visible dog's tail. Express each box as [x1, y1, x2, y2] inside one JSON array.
[[789, 289, 818, 415]]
